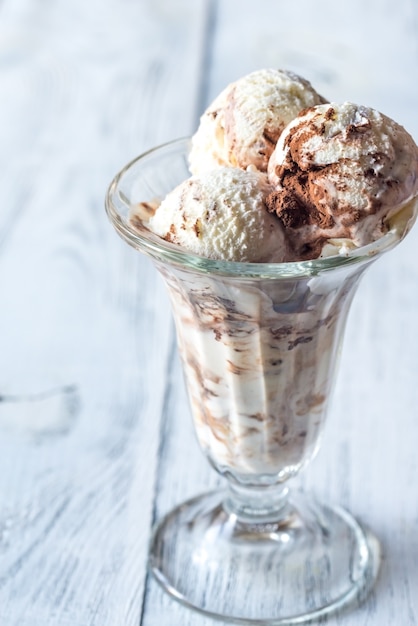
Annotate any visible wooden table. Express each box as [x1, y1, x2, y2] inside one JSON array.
[[1, 1, 417, 624]]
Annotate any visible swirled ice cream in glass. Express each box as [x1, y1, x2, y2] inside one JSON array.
[[106, 71, 418, 624]]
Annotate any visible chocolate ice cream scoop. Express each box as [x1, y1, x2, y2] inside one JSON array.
[[267, 102, 418, 259]]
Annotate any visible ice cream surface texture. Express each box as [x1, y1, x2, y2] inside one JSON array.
[[189, 68, 326, 175], [267, 101, 418, 259], [146, 167, 288, 262]]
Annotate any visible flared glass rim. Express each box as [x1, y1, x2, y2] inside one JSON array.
[[105, 137, 412, 279]]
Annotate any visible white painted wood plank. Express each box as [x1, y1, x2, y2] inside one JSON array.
[[0, 0, 209, 624]]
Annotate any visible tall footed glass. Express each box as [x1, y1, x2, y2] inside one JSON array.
[[106, 138, 417, 624]]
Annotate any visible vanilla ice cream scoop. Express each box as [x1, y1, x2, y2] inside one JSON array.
[[267, 102, 418, 259], [189, 69, 326, 175], [140, 167, 288, 263]]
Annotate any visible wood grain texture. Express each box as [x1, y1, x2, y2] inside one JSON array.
[[1, 0, 418, 624], [0, 0, 209, 624]]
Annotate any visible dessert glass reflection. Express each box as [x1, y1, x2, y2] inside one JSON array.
[[106, 138, 416, 624]]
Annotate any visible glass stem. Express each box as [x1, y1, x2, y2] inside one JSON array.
[[224, 481, 290, 524]]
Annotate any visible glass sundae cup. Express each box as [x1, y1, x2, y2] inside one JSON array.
[[105, 138, 416, 624]]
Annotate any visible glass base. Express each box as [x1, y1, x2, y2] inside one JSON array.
[[149, 490, 380, 625]]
